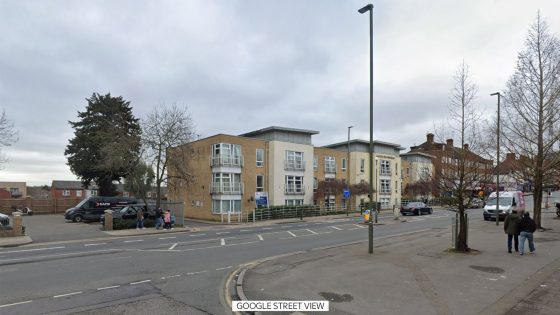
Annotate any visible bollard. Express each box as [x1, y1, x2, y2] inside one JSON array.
[[104, 209, 113, 231]]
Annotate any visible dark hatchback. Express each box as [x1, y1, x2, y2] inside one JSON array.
[[400, 202, 433, 216]]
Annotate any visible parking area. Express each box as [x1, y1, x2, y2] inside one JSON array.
[[21, 214, 106, 243]]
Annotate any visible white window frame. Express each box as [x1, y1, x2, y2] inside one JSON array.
[[324, 156, 336, 173], [313, 177, 318, 191], [212, 199, 241, 214], [256, 175, 264, 192], [342, 158, 347, 171], [313, 155, 318, 171], [380, 179, 391, 194], [76, 190, 82, 197], [360, 159, 365, 173], [62, 190, 70, 197], [380, 160, 391, 176], [285, 199, 304, 206], [256, 148, 264, 167], [285, 175, 304, 194], [286, 150, 304, 170]]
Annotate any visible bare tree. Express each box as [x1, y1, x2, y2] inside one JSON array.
[[434, 61, 487, 252], [501, 12, 560, 229], [142, 104, 196, 208], [0, 109, 18, 167]]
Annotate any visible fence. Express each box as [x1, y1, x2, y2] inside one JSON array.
[[160, 200, 185, 227], [0, 197, 82, 215], [246, 204, 368, 222]]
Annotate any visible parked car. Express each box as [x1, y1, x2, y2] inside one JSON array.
[[100, 204, 157, 224], [400, 202, 433, 216], [65, 196, 137, 222], [465, 198, 484, 209], [0, 213, 9, 226]]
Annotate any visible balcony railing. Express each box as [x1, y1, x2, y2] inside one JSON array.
[[324, 165, 336, 173], [211, 182, 243, 194], [211, 154, 243, 167], [284, 160, 305, 171], [285, 185, 305, 195]]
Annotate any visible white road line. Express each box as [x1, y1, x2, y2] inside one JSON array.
[[240, 229, 250, 232], [261, 227, 273, 230], [330, 226, 342, 230], [97, 285, 120, 291], [221, 238, 226, 246], [187, 270, 208, 275], [216, 266, 233, 271], [216, 232, 230, 235], [158, 237, 176, 240], [228, 241, 259, 246], [190, 233, 206, 236], [169, 243, 178, 250], [0, 249, 117, 263], [161, 274, 181, 279], [352, 224, 367, 229], [288, 231, 297, 237], [306, 229, 318, 235], [0, 246, 65, 254], [0, 300, 33, 308], [130, 280, 151, 285], [54, 291, 82, 298], [315, 222, 323, 225], [124, 239, 143, 243], [84, 243, 107, 247], [258, 234, 264, 241]]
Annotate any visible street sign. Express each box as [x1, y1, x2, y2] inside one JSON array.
[[343, 189, 350, 199]]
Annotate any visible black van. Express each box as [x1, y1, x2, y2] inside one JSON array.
[[64, 196, 137, 222]]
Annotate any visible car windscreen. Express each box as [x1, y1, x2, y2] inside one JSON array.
[[486, 197, 512, 206], [75, 198, 89, 208]]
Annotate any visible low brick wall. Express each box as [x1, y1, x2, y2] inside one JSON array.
[[0, 213, 23, 237]]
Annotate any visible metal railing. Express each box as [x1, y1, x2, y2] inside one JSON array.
[[324, 165, 336, 173], [247, 204, 366, 222], [284, 160, 305, 171], [210, 182, 243, 194], [210, 154, 243, 167], [285, 186, 304, 195]]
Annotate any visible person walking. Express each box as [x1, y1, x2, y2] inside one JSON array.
[[503, 210, 520, 253], [163, 210, 172, 230], [154, 207, 163, 230], [136, 209, 145, 230], [519, 212, 537, 255]]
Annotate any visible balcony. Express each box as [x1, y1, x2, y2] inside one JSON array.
[[284, 160, 305, 171], [211, 154, 243, 168], [211, 182, 243, 195], [285, 185, 305, 195], [324, 165, 336, 174]]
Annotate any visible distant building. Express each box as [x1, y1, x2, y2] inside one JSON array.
[[27, 185, 51, 199], [51, 180, 98, 199], [400, 151, 435, 199], [0, 182, 27, 198]]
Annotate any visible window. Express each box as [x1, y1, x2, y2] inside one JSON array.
[[285, 176, 304, 194], [380, 160, 391, 176], [76, 190, 82, 197], [212, 143, 242, 167], [313, 155, 318, 171], [380, 197, 390, 207], [325, 156, 336, 173], [62, 190, 70, 197], [212, 173, 241, 194], [256, 175, 264, 192], [380, 179, 390, 194], [256, 149, 264, 167], [313, 177, 318, 191], [285, 150, 304, 171], [91, 190, 98, 196], [360, 159, 365, 173], [285, 199, 304, 206], [122, 192, 129, 197], [212, 199, 241, 214], [395, 162, 398, 175], [395, 180, 398, 193], [342, 158, 347, 171]]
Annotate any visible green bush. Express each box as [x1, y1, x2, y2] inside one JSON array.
[[112, 218, 156, 230]]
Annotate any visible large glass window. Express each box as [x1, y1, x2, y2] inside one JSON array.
[[256, 175, 264, 192], [325, 156, 336, 173], [380, 160, 391, 176], [212, 143, 242, 166], [285, 199, 304, 206], [380, 179, 390, 194], [256, 149, 264, 167], [286, 151, 304, 170], [285, 176, 304, 194], [313, 177, 318, 191], [313, 155, 318, 171], [212, 199, 241, 214], [212, 173, 241, 193]]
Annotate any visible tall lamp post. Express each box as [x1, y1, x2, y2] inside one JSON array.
[[491, 92, 501, 226], [359, 3, 374, 254], [347, 126, 353, 216]]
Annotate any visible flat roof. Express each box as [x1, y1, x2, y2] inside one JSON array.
[[324, 139, 405, 150], [239, 126, 319, 137]]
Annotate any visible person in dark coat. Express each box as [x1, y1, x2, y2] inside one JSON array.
[[503, 210, 520, 253], [519, 212, 537, 255]]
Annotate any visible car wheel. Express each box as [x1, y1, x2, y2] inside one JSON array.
[[73, 215, 83, 223], [415, 210, 420, 216], [429, 209, 433, 215]]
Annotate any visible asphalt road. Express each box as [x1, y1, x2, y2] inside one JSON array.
[[0, 208, 472, 315]]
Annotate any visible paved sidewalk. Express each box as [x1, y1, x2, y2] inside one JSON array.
[[236, 212, 560, 315]]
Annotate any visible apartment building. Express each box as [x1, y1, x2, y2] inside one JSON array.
[[324, 140, 404, 210], [400, 152, 435, 199]]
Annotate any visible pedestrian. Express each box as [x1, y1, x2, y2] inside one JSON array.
[[519, 212, 537, 255], [503, 210, 520, 253], [154, 207, 163, 230], [164, 210, 172, 230], [136, 209, 145, 230]]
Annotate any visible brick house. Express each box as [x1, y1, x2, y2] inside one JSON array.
[[51, 180, 98, 199], [0, 182, 27, 198]]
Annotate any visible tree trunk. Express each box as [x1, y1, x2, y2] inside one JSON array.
[[533, 174, 543, 228], [456, 209, 469, 252]]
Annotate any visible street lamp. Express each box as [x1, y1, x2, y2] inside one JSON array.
[[491, 92, 501, 226], [359, 3, 374, 254], [347, 126, 353, 216]]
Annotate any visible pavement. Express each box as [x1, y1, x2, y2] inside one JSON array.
[[230, 211, 560, 315]]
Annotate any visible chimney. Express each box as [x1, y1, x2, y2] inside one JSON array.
[[463, 144, 469, 150], [446, 139, 454, 148], [427, 133, 434, 143], [506, 153, 516, 160]]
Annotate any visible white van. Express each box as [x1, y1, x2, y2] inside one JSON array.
[[483, 191, 525, 221]]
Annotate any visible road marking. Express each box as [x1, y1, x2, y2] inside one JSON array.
[[330, 226, 342, 230], [306, 229, 318, 235], [261, 227, 273, 230], [0, 300, 33, 308], [0, 249, 117, 263], [190, 233, 206, 236], [288, 231, 297, 237], [352, 224, 367, 229], [124, 239, 143, 243], [187, 270, 208, 275], [240, 229, 250, 232], [216, 232, 230, 235], [258, 234, 264, 241], [0, 246, 65, 254], [228, 241, 259, 246], [315, 222, 323, 225], [161, 274, 181, 279], [158, 237, 176, 240], [130, 280, 151, 285], [54, 291, 82, 298], [169, 243, 178, 250], [97, 285, 120, 290], [216, 266, 233, 271], [221, 238, 226, 246], [84, 243, 107, 247]]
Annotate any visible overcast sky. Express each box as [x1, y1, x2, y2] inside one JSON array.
[[1, 0, 559, 186]]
